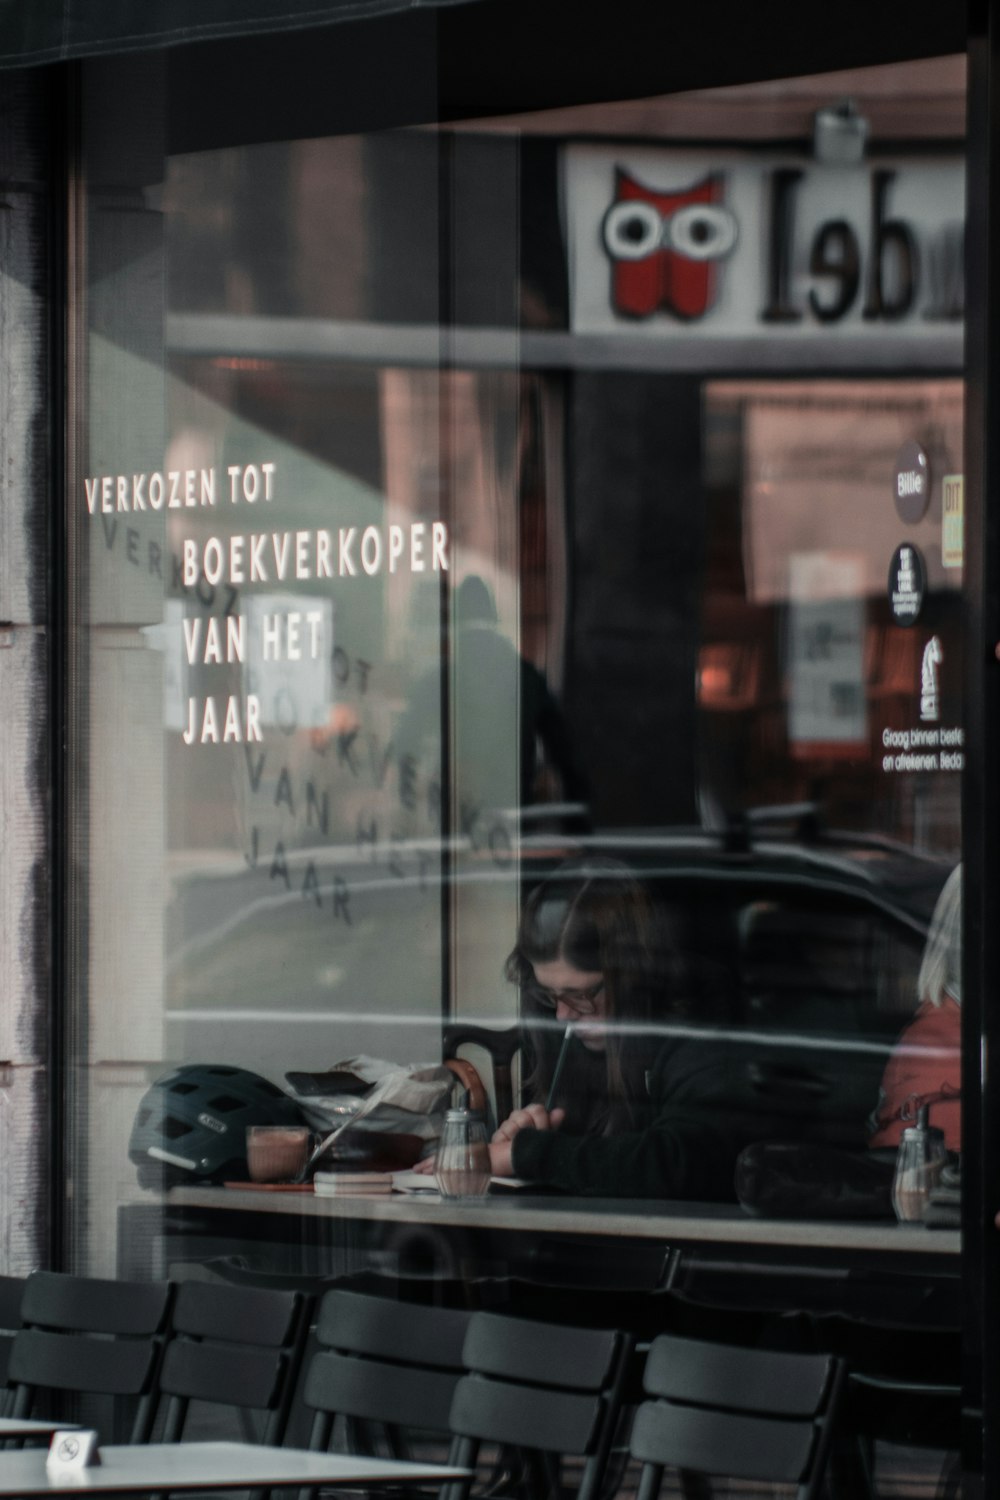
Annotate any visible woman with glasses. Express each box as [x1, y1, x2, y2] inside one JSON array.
[[489, 856, 755, 1199]]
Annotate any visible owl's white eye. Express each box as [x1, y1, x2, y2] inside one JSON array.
[[602, 200, 663, 261], [664, 203, 738, 260]]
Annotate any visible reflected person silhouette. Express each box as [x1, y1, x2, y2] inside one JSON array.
[[396, 575, 588, 831], [868, 863, 962, 1153]]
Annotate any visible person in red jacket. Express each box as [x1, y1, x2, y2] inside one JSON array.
[[868, 863, 962, 1153]]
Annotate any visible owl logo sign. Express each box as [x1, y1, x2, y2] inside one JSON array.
[[601, 168, 738, 320]]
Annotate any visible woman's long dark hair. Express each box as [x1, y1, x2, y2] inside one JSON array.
[[505, 856, 667, 1128]]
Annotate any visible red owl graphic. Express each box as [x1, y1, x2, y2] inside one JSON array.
[[602, 168, 738, 320]]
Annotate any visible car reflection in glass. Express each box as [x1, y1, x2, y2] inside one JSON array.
[[163, 802, 952, 1163]]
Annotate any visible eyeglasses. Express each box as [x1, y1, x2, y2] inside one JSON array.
[[531, 980, 605, 1016]]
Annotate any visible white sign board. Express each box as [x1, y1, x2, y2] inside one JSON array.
[[564, 147, 964, 356]]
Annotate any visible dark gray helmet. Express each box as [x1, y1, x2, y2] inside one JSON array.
[[128, 1063, 305, 1188]]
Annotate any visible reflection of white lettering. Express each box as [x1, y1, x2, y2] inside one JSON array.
[[182, 694, 261, 745], [84, 465, 287, 515], [893, 752, 938, 771], [361, 527, 382, 575], [389, 525, 405, 573], [180, 523, 451, 587], [204, 538, 224, 585], [897, 471, 925, 497], [227, 463, 275, 503], [182, 615, 246, 664], [262, 614, 282, 661], [228, 615, 246, 662], [432, 521, 449, 571], [287, 613, 301, 661], [260, 611, 325, 661], [881, 721, 962, 774], [249, 534, 267, 582], [272, 533, 291, 581], [920, 635, 943, 722]]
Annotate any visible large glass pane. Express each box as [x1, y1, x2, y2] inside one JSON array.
[[71, 45, 966, 1495]]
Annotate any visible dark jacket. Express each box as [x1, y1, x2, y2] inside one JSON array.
[[510, 1028, 768, 1202]]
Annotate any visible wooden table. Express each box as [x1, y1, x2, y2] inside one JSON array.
[[146, 1185, 961, 1320], [168, 1184, 961, 1257], [0, 1441, 469, 1495]]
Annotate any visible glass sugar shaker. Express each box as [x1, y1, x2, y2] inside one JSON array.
[[436, 1102, 491, 1199], [892, 1102, 947, 1222]]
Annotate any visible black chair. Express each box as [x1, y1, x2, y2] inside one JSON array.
[[8, 1271, 174, 1441], [807, 1311, 961, 1500], [156, 1279, 311, 1446], [627, 1333, 845, 1500], [303, 1288, 473, 1462], [0, 1275, 25, 1417], [444, 1311, 633, 1500]]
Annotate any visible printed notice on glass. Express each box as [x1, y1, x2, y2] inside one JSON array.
[[942, 473, 964, 569], [787, 552, 867, 758]]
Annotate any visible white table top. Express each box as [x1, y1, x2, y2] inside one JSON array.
[[0, 1442, 469, 1495], [168, 1184, 961, 1256]]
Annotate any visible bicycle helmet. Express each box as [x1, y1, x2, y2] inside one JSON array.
[[128, 1063, 306, 1189]]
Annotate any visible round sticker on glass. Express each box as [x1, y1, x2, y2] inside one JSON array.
[[894, 440, 930, 524], [888, 543, 926, 626]]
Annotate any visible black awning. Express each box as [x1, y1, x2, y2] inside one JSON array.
[[0, 0, 480, 69]]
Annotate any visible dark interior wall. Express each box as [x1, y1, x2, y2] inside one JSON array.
[[165, 0, 967, 155], [566, 374, 704, 827], [364, 133, 564, 328], [438, 0, 967, 118]]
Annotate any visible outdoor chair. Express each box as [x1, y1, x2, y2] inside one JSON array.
[[156, 1278, 311, 1446], [627, 1332, 845, 1500], [807, 1310, 962, 1500], [443, 1310, 634, 1500], [7, 1271, 173, 1442], [0, 1275, 25, 1417], [303, 1288, 473, 1463]]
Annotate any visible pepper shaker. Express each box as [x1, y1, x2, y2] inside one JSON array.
[[436, 1099, 491, 1199], [892, 1103, 947, 1223]]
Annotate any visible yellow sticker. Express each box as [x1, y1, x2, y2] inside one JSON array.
[[942, 474, 964, 569]]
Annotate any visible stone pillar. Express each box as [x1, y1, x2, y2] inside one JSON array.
[[0, 69, 55, 1274]]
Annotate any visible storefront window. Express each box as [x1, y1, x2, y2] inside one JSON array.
[[70, 48, 966, 1488]]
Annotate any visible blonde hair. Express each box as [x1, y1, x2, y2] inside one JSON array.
[[918, 863, 962, 1006]]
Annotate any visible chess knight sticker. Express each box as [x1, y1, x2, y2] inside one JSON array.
[[602, 168, 738, 320]]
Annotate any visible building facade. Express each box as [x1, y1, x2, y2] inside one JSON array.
[[2, 0, 998, 1493]]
